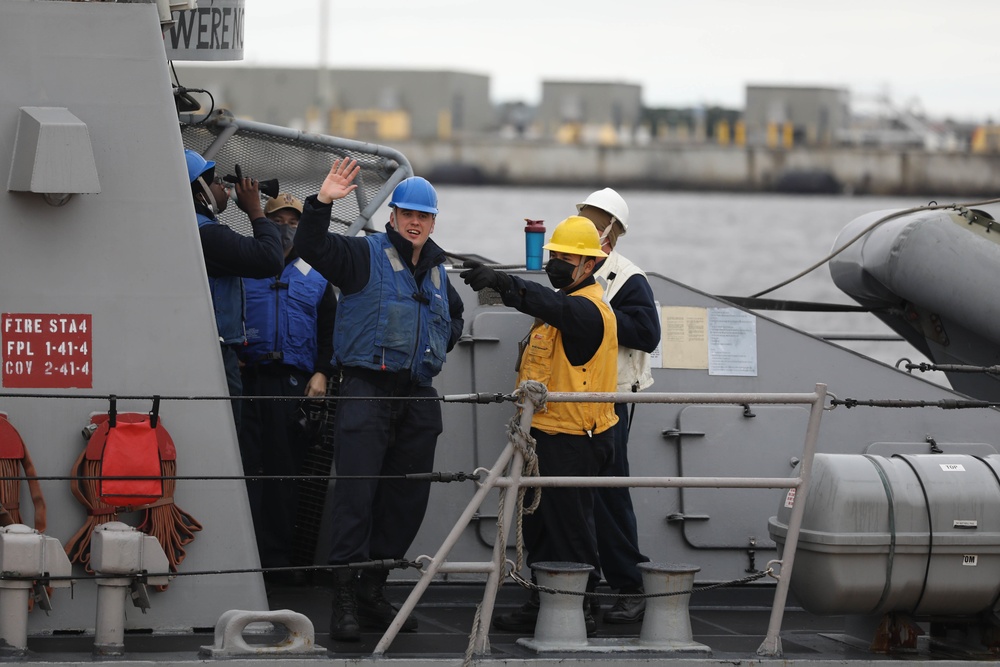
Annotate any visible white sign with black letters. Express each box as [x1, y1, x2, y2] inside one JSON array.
[[164, 0, 245, 62]]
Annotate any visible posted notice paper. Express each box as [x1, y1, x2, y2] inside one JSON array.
[[707, 307, 758, 376], [661, 306, 708, 369]]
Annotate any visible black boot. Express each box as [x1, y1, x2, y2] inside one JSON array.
[[492, 588, 540, 633], [329, 569, 360, 641], [357, 570, 418, 632], [603, 589, 646, 624]]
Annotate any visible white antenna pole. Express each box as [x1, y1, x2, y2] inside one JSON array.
[[317, 0, 330, 133]]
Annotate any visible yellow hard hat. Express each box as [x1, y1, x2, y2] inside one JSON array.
[[542, 216, 608, 258]]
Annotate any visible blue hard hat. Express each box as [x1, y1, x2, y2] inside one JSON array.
[[184, 149, 215, 184], [389, 176, 438, 215]]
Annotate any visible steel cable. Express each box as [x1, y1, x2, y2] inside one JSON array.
[[750, 197, 1000, 298]]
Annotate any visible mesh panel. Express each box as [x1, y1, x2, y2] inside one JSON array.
[[181, 122, 405, 237]]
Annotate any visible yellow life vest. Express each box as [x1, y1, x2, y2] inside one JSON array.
[[516, 282, 619, 435]]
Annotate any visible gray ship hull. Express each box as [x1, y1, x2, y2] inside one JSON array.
[[3, 1, 1000, 664]]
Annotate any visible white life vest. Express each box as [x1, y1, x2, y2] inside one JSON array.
[[595, 250, 655, 392]]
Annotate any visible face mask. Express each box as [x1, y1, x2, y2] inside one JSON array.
[[598, 226, 612, 247], [545, 258, 578, 289], [281, 224, 296, 252]]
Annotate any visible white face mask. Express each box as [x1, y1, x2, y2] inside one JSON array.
[[598, 226, 612, 246]]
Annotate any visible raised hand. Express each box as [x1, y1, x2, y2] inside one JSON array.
[[318, 158, 361, 204]]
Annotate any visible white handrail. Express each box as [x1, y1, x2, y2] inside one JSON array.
[[373, 382, 828, 658]]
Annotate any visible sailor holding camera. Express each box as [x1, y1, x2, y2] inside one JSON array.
[[185, 149, 283, 429]]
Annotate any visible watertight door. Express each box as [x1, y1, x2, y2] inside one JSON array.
[[467, 309, 535, 547], [675, 405, 809, 549]]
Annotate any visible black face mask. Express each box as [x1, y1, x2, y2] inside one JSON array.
[[545, 258, 578, 289]]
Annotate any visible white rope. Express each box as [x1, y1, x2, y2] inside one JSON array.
[[463, 381, 546, 666]]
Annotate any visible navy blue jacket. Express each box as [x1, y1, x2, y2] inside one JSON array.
[[196, 204, 283, 344], [293, 195, 465, 357], [495, 275, 605, 367], [599, 268, 660, 354]]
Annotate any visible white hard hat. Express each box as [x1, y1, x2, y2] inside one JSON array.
[[576, 187, 629, 234]]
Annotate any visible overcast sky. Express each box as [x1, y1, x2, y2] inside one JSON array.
[[236, 0, 999, 122]]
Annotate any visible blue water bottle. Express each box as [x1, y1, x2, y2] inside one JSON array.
[[524, 218, 545, 270]]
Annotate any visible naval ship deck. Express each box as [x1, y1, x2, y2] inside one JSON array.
[[22, 578, 997, 665]]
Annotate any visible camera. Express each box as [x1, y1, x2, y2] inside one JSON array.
[[223, 163, 279, 199]]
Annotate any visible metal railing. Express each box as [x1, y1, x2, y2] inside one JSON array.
[[180, 110, 413, 237], [373, 382, 828, 658]]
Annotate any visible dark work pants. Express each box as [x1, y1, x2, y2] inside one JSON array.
[[594, 402, 650, 591], [523, 428, 612, 588], [238, 365, 312, 567], [326, 368, 443, 565], [221, 344, 243, 428]]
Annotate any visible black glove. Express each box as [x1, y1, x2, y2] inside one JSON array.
[[460, 260, 510, 293]]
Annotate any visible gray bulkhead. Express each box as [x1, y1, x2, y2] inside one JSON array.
[[410, 270, 1000, 584], [1, 1, 265, 632]]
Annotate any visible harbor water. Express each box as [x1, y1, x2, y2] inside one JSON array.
[[416, 186, 987, 388]]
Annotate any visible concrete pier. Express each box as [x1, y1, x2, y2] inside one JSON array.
[[395, 138, 1000, 196]]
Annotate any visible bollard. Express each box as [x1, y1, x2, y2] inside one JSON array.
[[0, 524, 72, 655], [90, 522, 170, 656], [637, 562, 710, 652], [518, 561, 593, 651]]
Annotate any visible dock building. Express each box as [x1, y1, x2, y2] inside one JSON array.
[[173, 66, 494, 141], [172, 65, 997, 196]]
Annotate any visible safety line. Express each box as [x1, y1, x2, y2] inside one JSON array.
[[0, 559, 421, 583], [0, 471, 483, 483], [0, 392, 513, 403], [749, 197, 1000, 298], [831, 398, 998, 409], [508, 567, 772, 600]]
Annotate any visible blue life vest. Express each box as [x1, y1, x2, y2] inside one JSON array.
[[242, 259, 328, 374], [334, 235, 451, 385], [197, 212, 244, 345]]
